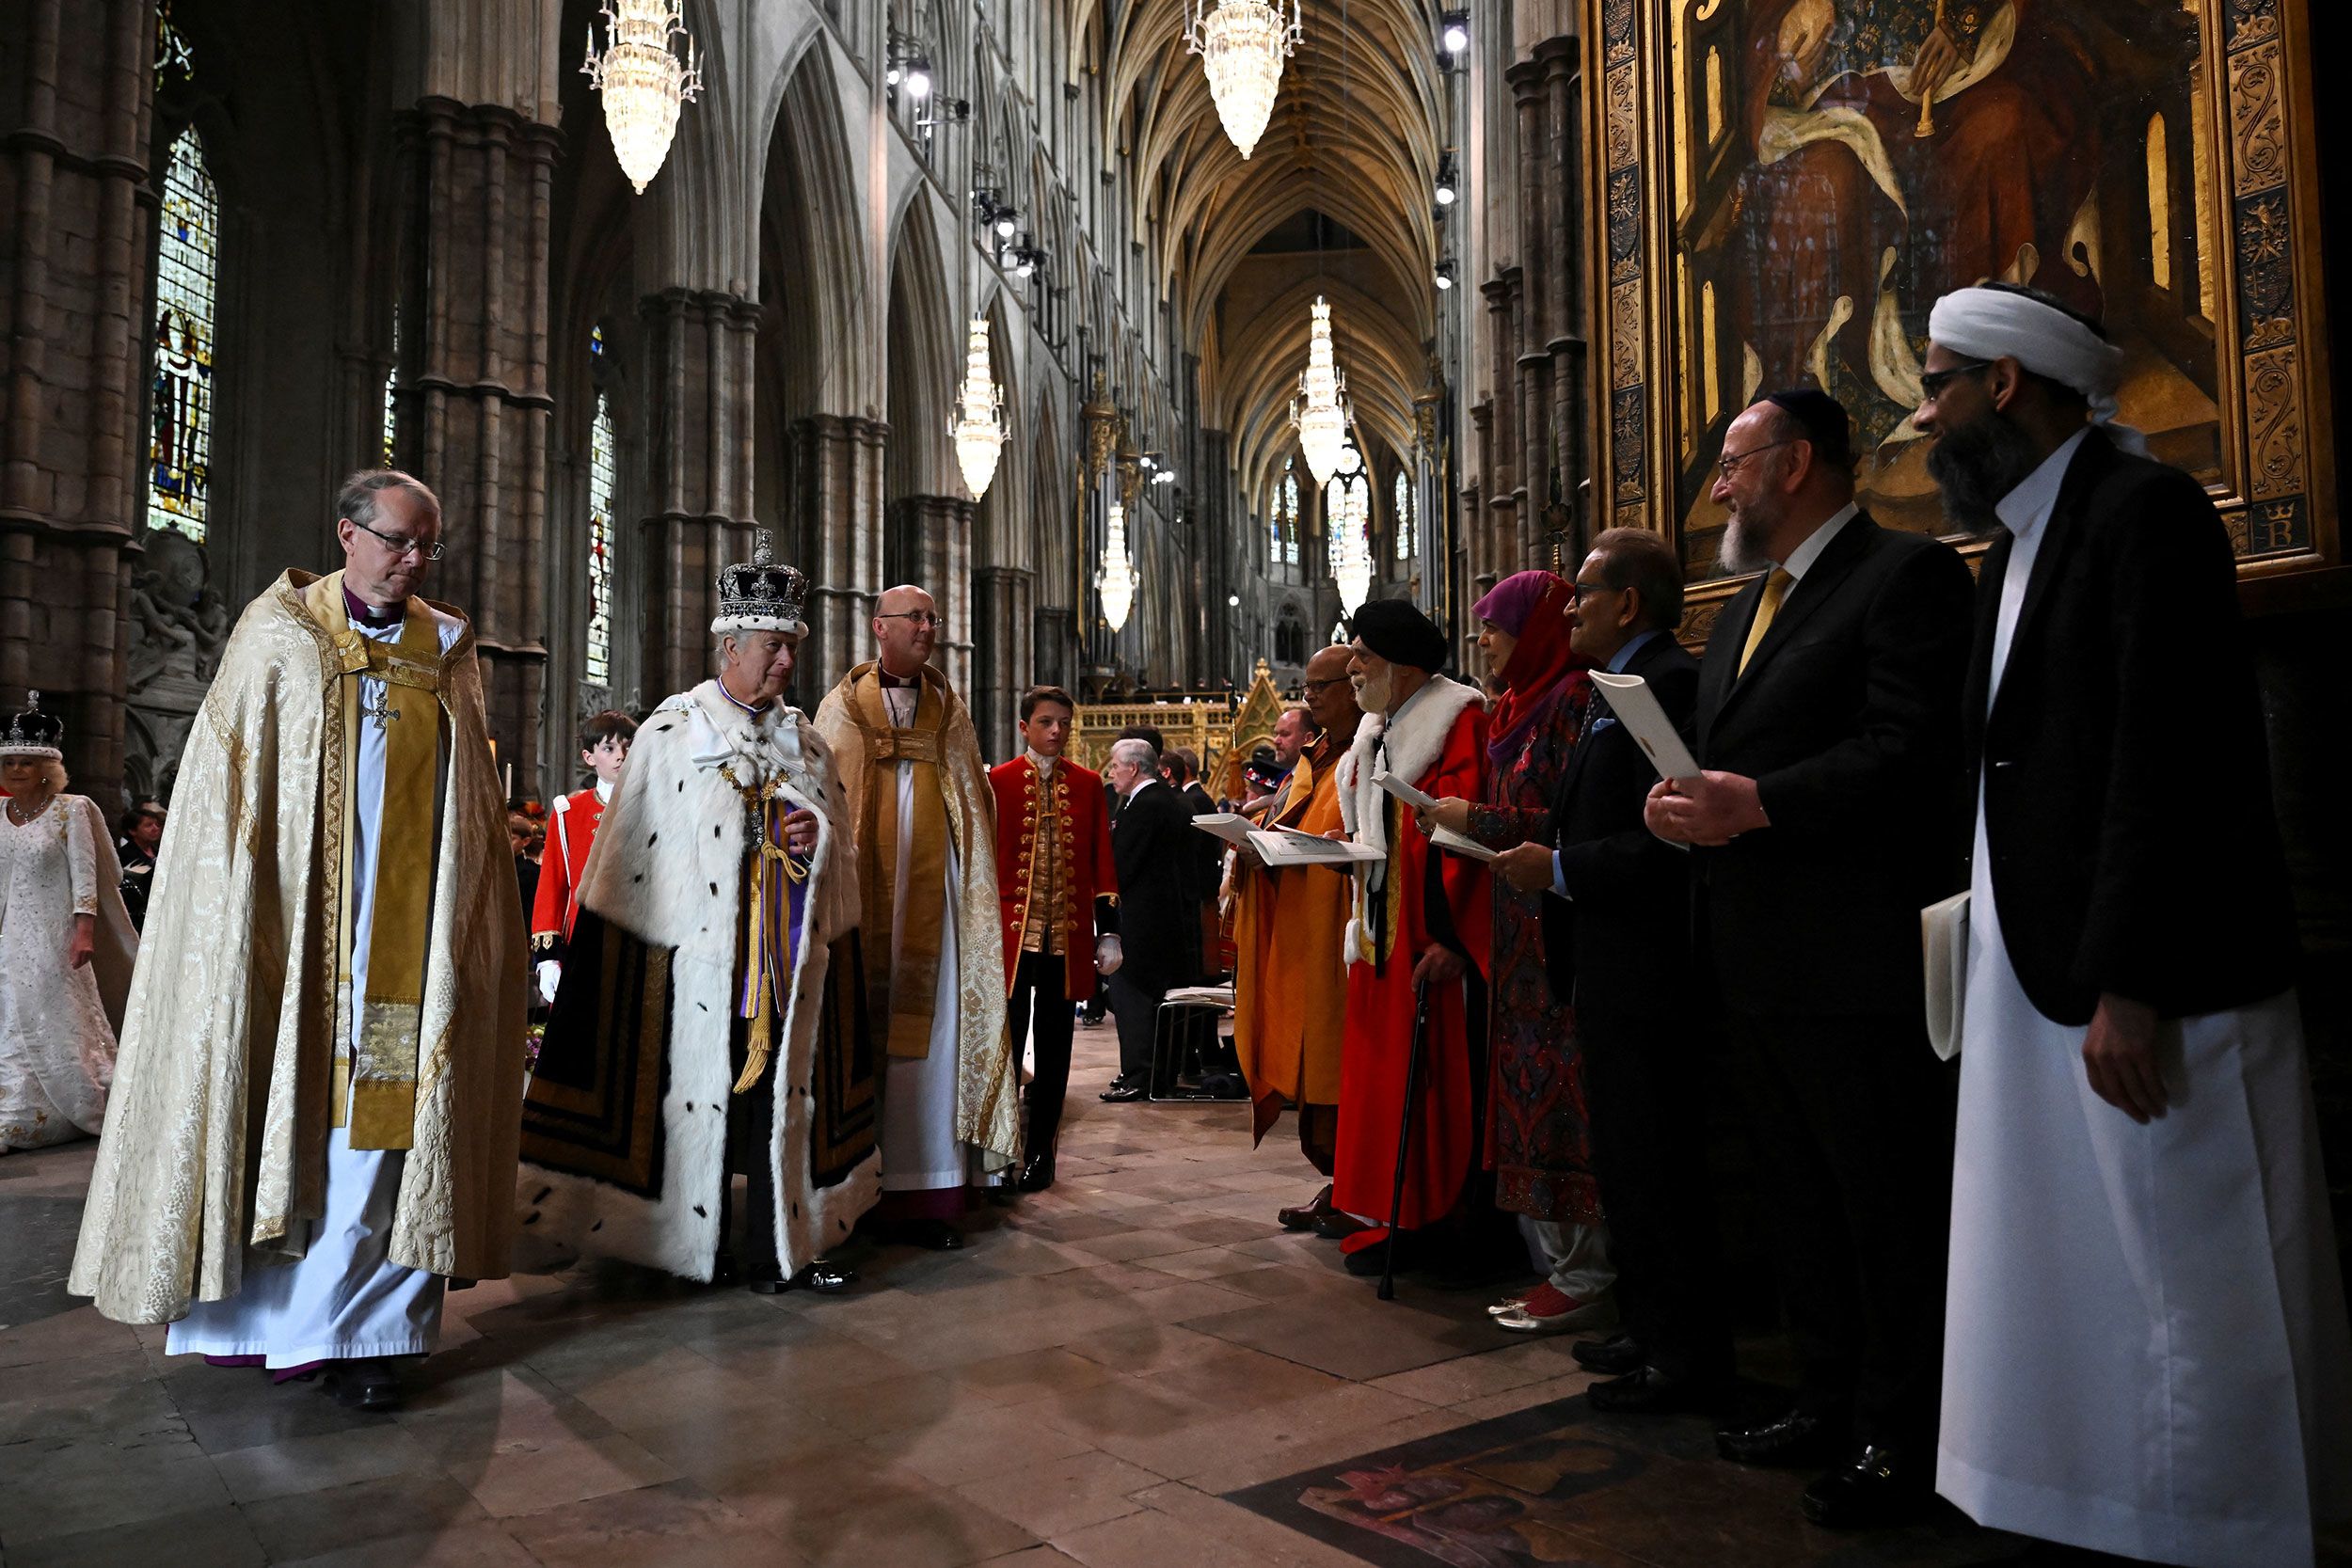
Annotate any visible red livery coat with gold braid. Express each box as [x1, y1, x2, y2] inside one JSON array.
[[987, 756, 1116, 999], [531, 786, 605, 948]]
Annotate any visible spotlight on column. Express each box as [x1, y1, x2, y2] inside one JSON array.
[[1435, 153, 1458, 206], [1227, 594, 1242, 608], [1436, 259, 1457, 290], [1439, 10, 1470, 56], [905, 55, 933, 100], [993, 206, 1018, 241]]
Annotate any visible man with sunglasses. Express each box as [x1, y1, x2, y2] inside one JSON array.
[[1645, 390, 1972, 1528], [73, 469, 527, 1414], [814, 585, 1014, 1250]]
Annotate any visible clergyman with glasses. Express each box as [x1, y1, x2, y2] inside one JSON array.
[[813, 585, 1014, 1251], [72, 468, 528, 1414]]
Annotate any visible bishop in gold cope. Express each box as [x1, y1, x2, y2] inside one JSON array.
[[71, 470, 528, 1414]]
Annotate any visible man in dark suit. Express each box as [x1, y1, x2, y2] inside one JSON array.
[[1098, 737, 1196, 1102], [1645, 389, 1973, 1528], [1489, 527, 1727, 1413], [1915, 283, 2352, 1561]]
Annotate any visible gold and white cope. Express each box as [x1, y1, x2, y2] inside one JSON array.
[[583, 0, 703, 195], [1185, 0, 1302, 161], [1291, 296, 1351, 486], [1327, 443, 1372, 614], [1098, 500, 1138, 633], [949, 318, 1007, 500]]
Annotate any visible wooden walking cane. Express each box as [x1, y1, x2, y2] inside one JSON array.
[[1378, 974, 1436, 1302]]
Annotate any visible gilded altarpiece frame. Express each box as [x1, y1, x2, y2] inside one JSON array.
[[1586, 0, 2340, 641]]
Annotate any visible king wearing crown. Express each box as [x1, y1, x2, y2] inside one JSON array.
[[519, 531, 876, 1293]]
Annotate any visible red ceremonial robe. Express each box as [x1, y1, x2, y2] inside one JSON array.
[[1331, 678, 1491, 1238], [532, 785, 606, 951]]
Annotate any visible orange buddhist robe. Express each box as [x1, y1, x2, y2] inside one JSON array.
[[1232, 743, 1350, 1145]]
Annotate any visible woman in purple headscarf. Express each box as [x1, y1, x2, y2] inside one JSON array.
[[1427, 569, 1612, 1333]]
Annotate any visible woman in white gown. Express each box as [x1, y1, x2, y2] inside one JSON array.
[[1, 695, 136, 1152]]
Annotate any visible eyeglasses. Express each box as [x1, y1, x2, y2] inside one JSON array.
[[346, 516, 446, 561], [1300, 677, 1348, 693], [1714, 439, 1795, 479], [1568, 580, 1613, 600], [1917, 358, 1994, 400], [879, 611, 946, 629]]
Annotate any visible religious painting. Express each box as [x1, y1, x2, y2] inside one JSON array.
[[1588, 0, 2340, 626]]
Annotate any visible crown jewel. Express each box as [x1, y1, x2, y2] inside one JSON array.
[[1, 689, 65, 759], [712, 528, 809, 636]]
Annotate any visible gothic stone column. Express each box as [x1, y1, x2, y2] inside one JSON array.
[[794, 411, 887, 701], [399, 95, 559, 792], [633, 286, 759, 705], [970, 564, 1032, 762], [0, 0, 154, 805]]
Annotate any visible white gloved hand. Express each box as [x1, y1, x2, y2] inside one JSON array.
[[536, 958, 563, 1005], [1095, 935, 1124, 976]]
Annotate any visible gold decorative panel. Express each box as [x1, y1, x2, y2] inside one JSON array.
[[1586, 0, 2342, 620]]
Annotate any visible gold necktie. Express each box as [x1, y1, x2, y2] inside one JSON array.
[[1738, 568, 1795, 676]]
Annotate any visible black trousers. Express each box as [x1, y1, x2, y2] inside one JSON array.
[[1580, 1006, 1730, 1383], [1106, 970, 1165, 1084], [1729, 1009, 1957, 1449], [1009, 950, 1075, 1157], [723, 1030, 783, 1282]]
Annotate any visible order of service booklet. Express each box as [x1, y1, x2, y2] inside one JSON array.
[[1371, 770, 1499, 862]]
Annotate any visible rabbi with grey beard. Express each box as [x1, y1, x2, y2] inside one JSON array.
[[1644, 387, 1974, 1530], [1915, 281, 2350, 1567]]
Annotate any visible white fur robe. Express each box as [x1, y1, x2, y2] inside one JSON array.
[[519, 681, 878, 1280]]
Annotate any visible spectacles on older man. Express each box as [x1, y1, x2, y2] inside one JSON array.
[[346, 515, 446, 561]]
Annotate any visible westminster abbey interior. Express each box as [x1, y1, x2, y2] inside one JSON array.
[[5, 2, 2352, 1565]]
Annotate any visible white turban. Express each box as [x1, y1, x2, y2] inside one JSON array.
[[1926, 286, 2147, 455]]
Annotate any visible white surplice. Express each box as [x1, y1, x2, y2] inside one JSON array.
[[875, 683, 970, 1194], [168, 606, 461, 1366], [1937, 435, 2352, 1566]]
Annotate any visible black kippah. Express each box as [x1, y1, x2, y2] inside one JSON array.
[[1763, 387, 1853, 468]]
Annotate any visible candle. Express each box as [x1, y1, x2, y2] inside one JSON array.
[[504, 762, 514, 800]]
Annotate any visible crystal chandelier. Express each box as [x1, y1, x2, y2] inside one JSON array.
[[583, 0, 703, 195], [1185, 0, 1302, 161], [948, 318, 1006, 500], [1327, 445, 1372, 613], [1290, 296, 1351, 486], [1099, 499, 1137, 632]]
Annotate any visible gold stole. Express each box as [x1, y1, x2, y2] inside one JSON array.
[[850, 673, 953, 1058], [302, 572, 441, 1149]]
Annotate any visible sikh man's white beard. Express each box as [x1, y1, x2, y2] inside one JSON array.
[[1355, 669, 1393, 715], [1717, 512, 1774, 576]]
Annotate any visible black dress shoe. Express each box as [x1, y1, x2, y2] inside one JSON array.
[[1800, 1444, 1936, 1528], [1715, 1409, 1851, 1468], [1017, 1152, 1057, 1193], [1584, 1365, 1725, 1416], [1278, 1183, 1333, 1231], [1098, 1081, 1147, 1103], [1571, 1333, 1645, 1375], [324, 1357, 402, 1412], [890, 1218, 964, 1251], [1311, 1208, 1371, 1241], [711, 1251, 741, 1287]]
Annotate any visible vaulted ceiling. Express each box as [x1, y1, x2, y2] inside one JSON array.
[[1091, 0, 1446, 513]]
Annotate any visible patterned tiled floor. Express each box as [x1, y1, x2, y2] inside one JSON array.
[[5, 1027, 2342, 1567]]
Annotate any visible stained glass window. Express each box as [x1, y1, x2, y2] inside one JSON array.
[[1281, 462, 1299, 566], [381, 305, 400, 467], [155, 4, 192, 84], [1393, 470, 1413, 560], [148, 127, 216, 543], [584, 342, 616, 687]]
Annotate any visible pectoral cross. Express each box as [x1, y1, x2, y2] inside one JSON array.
[[361, 685, 400, 732]]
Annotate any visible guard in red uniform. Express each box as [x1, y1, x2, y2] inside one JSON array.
[[987, 685, 1117, 1192], [532, 709, 637, 1002]]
